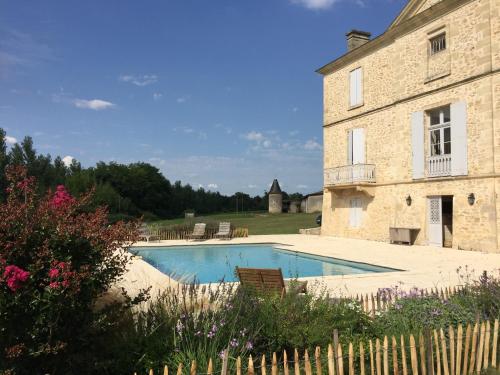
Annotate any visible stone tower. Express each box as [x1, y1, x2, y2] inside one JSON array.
[[268, 179, 283, 214]]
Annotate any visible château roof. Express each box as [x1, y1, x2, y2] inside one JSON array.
[[269, 179, 282, 194]]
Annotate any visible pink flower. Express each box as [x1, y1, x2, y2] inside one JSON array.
[[3, 265, 30, 292], [51, 185, 75, 208], [49, 281, 60, 289], [48, 268, 60, 279]]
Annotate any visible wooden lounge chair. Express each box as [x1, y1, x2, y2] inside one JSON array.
[[186, 223, 206, 241], [215, 222, 231, 240], [138, 225, 159, 242], [235, 267, 307, 298]]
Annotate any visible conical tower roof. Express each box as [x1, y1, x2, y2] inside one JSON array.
[[269, 179, 282, 194]]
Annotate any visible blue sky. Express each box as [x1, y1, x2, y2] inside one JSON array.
[[0, 0, 405, 195]]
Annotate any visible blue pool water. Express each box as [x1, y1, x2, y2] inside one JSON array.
[[131, 244, 398, 283]]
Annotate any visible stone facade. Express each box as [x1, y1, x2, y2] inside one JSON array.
[[319, 0, 500, 252]]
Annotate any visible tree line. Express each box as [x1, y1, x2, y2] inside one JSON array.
[[0, 129, 303, 221]]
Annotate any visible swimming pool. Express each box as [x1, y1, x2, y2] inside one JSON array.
[[131, 244, 398, 283]]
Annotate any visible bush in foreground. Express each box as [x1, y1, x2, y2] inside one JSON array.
[[0, 166, 144, 374]]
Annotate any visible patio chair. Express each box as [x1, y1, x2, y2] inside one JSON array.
[[138, 225, 159, 242], [186, 223, 206, 241], [215, 222, 232, 240], [235, 267, 307, 299]]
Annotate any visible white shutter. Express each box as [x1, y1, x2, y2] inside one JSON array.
[[347, 130, 353, 165], [451, 101, 468, 176], [352, 128, 365, 164], [356, 68, 363, 105], [411, 111, 425, 179], [349, 198, 362, 228], [349, 70, 357, 107]]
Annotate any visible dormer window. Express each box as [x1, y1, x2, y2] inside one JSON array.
[[429, 33, 446, 55]]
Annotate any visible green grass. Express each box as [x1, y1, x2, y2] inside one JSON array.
[[150, 211, 320, 235]]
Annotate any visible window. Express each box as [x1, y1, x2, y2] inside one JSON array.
[[429, 33, 446, 55], [428, 106, 451, 156], [347, 128, 365, 165], [349, 198, 362, 228], [349, 67, 363, 107]]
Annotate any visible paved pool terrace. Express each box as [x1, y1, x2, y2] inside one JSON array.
[[119, 235, 500, 301]]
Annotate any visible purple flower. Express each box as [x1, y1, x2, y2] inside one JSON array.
[[219, 350, 225, 359], [395, 303, 402, 310], [230, 338, 239, 348], [430, 308, 442, 317], [207, 331, 215, 339], [195, 331, 202, 336], [245, 341, 253, 350]]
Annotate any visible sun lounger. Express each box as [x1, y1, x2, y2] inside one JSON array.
[[215, 222, 231, 240], [138, 225, 159, 242], [235, 267, 307, 298], [186, 223, 206, 241]]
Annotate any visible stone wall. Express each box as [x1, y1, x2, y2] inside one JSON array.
[[268, 193, 282, 214]]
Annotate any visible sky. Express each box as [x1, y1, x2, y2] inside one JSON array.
[[0, 0, 406, 195]]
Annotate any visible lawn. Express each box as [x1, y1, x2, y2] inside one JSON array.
[[150, 211, 320, 235]]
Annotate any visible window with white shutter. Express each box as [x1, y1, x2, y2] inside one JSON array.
[[349, 198, 362, 228], [349, 67, 363, 107]]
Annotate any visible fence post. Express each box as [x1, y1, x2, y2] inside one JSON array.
[[316, 346, 323, 375], [333, 329, 340, 375], [392, 336, 399, 375], [272, 353, 278, 375], [248, 356, 254, 375], [425, 329, 435, 375], [483, 321, 490, 371], [376, 339, 381, 375], [305, 350, 313, 375], [360, 342, 366, 375], [409, 334, 418, 375], [369, 340, 375, 375], [261, 354, 267, 375], [208, 358, 213, 375], [462, 324, 471, 375], [492, 319, 498, 368], [221, 349, 229, 375], [295, 349, 301, 375], [284, 350, 290, 375], [328, 344, 336, 375], [419, 332, 427, 375], [349, 342, 354, 375]]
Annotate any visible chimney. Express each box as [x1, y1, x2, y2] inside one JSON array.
[[346, 30, 371, 51]]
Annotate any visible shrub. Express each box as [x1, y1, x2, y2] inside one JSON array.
[[119, 282, 375, 374], [0, 165, 144, 374]]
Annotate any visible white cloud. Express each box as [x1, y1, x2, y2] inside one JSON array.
[[289, 130, 300, 136], [262, 140, 272, 148], [176, 96, 189, 103], [62, 155, 74, 167], [248, 184, 258, 189], [173, 126, 207, 140], [207, 183, 218, 190], [243, 131, 265, 142], [304, 139, 322, 150], [290, 0, 337, 9], [153, 93, 163, 101], [292, 107, 299, 112], [73, 99, 115, 111], [297, 184, 309, 189], [5, 135, 17, 145], [119, 74, 158, 86]]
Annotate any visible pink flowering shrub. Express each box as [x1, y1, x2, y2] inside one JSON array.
[[0, 165, 143, 374]]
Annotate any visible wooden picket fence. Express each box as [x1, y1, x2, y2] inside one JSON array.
[[136, 319, 499, 375], [149, 227, 249, 240], [353, 286, 466, 316]]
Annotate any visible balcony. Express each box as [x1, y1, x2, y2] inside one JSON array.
[[324, 164, 376, 186], [427, 155, 451, 177]]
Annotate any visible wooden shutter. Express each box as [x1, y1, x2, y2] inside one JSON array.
[[450, 101, 468, 176], [352, 128, 365, 164], [411, 111, 425, 179], [347, 130, 353, 165], [349, 70, 357, 107]]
